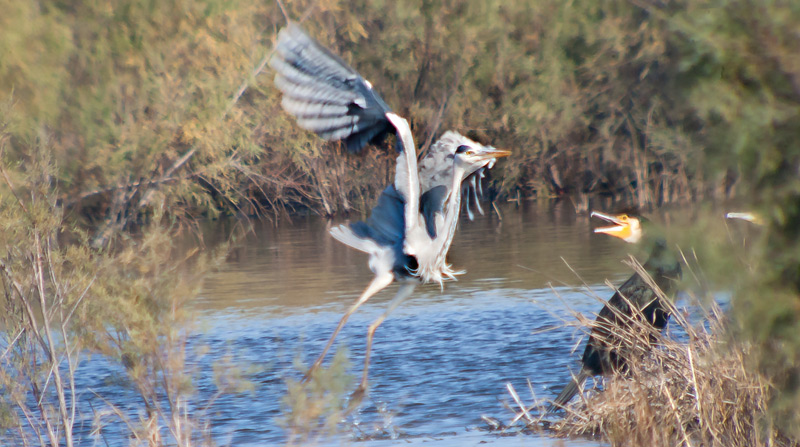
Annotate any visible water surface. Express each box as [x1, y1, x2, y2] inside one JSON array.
[[192, 202, 637, 446]]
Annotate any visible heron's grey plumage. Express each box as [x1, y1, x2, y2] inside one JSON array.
[[330, 130, 492, 284], [269, 23, 394, 153], [270, 23, 510, 394]]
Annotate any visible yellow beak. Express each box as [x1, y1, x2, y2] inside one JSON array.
[[591, 211, 633, 241]]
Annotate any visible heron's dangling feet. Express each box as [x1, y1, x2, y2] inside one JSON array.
[[346, 381, 369, 412], [344, 322, 379, 411], [301, 274, 396, 384], [301, 361, 322, 384]]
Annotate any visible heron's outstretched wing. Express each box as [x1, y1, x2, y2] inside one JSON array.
[[270, 23, 394, 152], [270, 23, 421, 246]]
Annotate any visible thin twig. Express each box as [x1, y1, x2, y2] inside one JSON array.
[[492, 201, 503, 220], [34, 230, 74, 447], [0, 328, 26, 363], [88, 390, 142, 442], [506, 382, 535, 424]]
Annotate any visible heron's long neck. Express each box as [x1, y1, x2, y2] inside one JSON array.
[[438, 165, 467, 260], [414, 164, 467, 284]]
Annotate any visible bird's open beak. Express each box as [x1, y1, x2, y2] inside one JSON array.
[[590, 211, 632, 241]]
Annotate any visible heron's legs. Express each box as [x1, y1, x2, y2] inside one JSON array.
[[304, 272, 394, 381], [357, 281, 417, 392]]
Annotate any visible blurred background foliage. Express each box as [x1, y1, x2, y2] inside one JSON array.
[[1, 0, 799, 441], [3, 0, 794, 222], [0, 0, 743, 226]]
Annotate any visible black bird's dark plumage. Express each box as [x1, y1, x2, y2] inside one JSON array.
[[550, 214, 682, 411]]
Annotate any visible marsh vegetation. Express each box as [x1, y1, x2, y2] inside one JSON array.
[[1, 0, 799, 445]]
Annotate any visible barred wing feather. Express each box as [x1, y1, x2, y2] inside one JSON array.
[[270, 23, 423, 258], [269, 23, 394, 153]]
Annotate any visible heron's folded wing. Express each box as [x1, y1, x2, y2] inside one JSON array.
[[270, 23, 393, 153], [349, 185, 405, 247], [419, 185, 448, 239]]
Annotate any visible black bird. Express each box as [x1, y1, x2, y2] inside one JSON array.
[[550, 210, 682, 410]]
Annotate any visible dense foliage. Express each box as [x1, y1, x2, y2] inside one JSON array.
[[0, 0, 723, 229], [3, 0, 790, 220], [674, 0, 800, 435]]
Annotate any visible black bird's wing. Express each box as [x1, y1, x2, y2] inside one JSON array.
[[581, 246, 680, 376], [548, 273, 661, 413], [549, 369, 592, 412], [550, 236, 682, 413]]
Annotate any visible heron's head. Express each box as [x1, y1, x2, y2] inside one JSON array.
[[591, 210, 643, 244], [452, 142, 511, 178]]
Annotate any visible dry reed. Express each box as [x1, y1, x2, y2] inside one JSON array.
[[506, 259, 798, 447]]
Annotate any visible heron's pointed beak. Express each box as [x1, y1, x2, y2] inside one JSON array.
[[475, 147, 511, 161], [590, 211, 634, 242]]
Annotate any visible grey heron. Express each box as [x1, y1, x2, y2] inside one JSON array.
[[269, 23, 510, 394], [550, 210, 682, 411]]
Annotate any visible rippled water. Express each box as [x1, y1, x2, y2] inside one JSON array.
[[189, 201, 639, 446], [53, 200, 693, 447]]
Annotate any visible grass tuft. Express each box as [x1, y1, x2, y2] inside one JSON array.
[[280, 349, 354, 445], [507, 259, 798, 447]]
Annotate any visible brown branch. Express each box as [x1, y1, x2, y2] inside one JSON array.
[[420, 58, 464, 155], [34, 231, 74, 447], [0, 163, 31, 219]]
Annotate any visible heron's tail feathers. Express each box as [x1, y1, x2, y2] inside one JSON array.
[[330, 224, 379, 254], [548, 369, 592, 414]]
